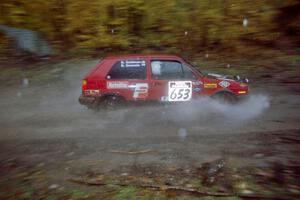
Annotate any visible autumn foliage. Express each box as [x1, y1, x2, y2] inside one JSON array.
[[0, 0, 299, 57]]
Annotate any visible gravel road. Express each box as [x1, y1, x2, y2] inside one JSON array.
[[0, 59, 299, 198]]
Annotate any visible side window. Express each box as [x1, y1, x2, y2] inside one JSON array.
[[107, 60, 146, 79], [151, 60, 183, 80], [182, 64, 196, 79]]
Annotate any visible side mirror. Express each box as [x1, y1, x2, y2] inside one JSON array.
[[234, 75, 241, 81]]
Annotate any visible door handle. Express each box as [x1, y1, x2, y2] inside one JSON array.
[[153, 82, 161, 86]]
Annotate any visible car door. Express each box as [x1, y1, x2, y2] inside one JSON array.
[[105, 59, 149, 101], [148, 59, 195, 102]]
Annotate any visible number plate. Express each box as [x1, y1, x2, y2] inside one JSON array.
[[168, 81, 192, 102]]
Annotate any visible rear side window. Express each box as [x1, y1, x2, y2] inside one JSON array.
[[107, 60, 146, 79]]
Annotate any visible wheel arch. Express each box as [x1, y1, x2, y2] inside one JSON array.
[[100, 92, 126, 102], [211, 89, 236, 97], [210, 89, 238, 104]]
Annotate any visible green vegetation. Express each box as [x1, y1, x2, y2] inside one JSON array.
[[69, 189, 88, 199], [0, 0, 299, 57], [20, 186, 34, 199], [114, 186, 138, 200], [197, 197, 241, 200]]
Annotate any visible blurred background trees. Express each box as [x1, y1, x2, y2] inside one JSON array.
[[0, 0, 299, 58]]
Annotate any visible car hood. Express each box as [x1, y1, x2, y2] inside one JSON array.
[[206, 72, 249, 83]]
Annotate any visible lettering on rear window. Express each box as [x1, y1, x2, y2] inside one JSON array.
[[121, 60, 146, 68], [107, 59, 146, 79]]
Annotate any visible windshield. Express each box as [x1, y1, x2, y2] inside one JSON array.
[[183, 60, 204, 76]]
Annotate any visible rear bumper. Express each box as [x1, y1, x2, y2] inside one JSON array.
[[78, 95, 96, 106]]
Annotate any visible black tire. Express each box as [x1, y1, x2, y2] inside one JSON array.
[[103, 95, 124, 109], [211, 92, 237, 104], [86, 98, 101, 111]]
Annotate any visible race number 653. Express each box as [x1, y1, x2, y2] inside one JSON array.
[[168, 81, 192, 101]]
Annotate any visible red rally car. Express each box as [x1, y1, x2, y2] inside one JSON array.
[[79, 54, 249, 108]]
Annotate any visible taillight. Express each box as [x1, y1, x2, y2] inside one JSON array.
[[82, 79, 87, 93]]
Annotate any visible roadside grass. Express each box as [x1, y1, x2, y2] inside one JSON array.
[[69, 189, 88, 199], [20, 186, 34, 199], [4, 159, 297, 200], [0, 59, 98, 86], [113, 186, 138, 200], [196, 197, 241, 200], [286, 55, 300, 64], [0, 175, 292, 200], [112, 186, 167, 200]]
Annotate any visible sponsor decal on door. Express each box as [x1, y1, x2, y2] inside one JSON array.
[[129, 83, 149, 99]]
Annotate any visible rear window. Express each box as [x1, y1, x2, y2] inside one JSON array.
[[107, 60, 146, 80]]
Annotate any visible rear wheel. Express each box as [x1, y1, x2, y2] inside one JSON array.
[[211, 92, 237, 104], [102, 95, 124, 109], [86, 98, 101, 111]]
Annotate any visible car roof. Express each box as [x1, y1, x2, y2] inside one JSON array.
[[104, 54, 182, 60]]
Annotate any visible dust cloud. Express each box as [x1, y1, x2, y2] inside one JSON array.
[[165, 95, 270, 122]]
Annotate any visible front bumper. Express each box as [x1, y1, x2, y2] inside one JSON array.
[[78, 95, 96, 106]]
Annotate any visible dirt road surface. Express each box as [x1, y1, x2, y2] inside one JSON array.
[[0, 59, 299, 199]]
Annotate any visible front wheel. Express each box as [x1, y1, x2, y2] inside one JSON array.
[[211, 92, 237, 104]]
